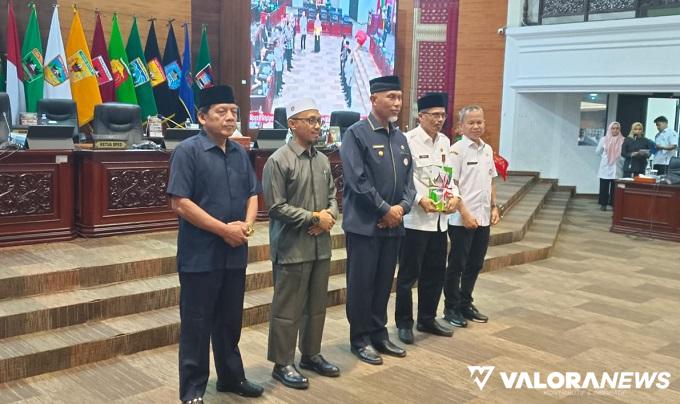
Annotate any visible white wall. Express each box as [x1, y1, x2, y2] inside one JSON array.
[[500, 15, 680, 193]]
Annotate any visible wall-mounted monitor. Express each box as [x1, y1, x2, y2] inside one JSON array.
[[249, 0, 398, 128]]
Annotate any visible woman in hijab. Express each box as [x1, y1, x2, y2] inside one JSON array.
[[596, 122, 625, 211], [621, 122, 655, 178]]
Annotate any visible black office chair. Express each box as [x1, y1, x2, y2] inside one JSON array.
[[0, 93, 11, 127], [92, 103, 144, 145], [666, 157, 680, 184], [330, 110, 360, 140], [273, 107, 288, 129], [37, 99, 79, 142]]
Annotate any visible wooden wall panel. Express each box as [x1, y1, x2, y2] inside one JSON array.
[[453, 0, 507, 152], [0, 1, 190, 57], [396, 0, 415, 130]]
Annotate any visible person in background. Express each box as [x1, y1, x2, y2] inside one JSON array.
[[273, 40, 284, 97], [167, 85, 263, 403], [621, 122, 654, 178], [653, 115, 679, 176], [596, 121, 624, 211], [314, 15, 322, 53], [299, 11, 308, 51], [263, 98, 340, 390]]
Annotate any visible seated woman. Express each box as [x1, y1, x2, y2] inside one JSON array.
[[621, 121, 655, 178]]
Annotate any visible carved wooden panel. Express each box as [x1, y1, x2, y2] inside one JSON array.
[[108, 168, 169, 210], [0, 172, 54, 217]]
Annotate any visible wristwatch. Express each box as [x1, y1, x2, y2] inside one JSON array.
[[246, 223, 255, 237], [311, 213, 321, 225]]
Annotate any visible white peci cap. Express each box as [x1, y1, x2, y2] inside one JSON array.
[[286, 98, 319, 119]]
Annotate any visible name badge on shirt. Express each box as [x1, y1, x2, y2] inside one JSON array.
[[419, 154, 430, 159], [467, 161, 478, 166], [372, 144, 385, 149]]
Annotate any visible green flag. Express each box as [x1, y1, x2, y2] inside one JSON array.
[[21, 4, 44, 112], [126, 17, 157, 121], [108, 14, 138, 104], [193, 25, 215, 98]]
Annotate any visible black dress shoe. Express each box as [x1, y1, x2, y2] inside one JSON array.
[[182, 398, 203, 404], [397, 327, 414, 344], [216, 379, 264, 397], [272, 364, 309, 389], [417, 319, 454, 337], [300, 354, 340, 377], [373, 339, 406, 357], [351, 345, 383, 365], [461, 304, 489, 323]]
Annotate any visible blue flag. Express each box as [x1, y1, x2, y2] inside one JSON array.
[[179, 24, 195, 123]]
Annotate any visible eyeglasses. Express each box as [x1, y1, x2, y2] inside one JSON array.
[[291, 117, 324, 126], [422, 112, 447, 120]]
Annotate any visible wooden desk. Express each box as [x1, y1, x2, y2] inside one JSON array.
[[74, 150, 178, 237], [0, 150, 75, 246], [611, 180, 680, 242], [249, 147, 344, 220]]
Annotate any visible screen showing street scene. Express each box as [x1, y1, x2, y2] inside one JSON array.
[[250, 0, 398, 128]]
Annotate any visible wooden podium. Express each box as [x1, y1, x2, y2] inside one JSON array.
[[74, 150, 178, 237], [0, 150, 75, 246], [611, 180, 680, 242]]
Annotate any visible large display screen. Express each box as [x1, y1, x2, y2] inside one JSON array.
[[249, 0, 398, 128]]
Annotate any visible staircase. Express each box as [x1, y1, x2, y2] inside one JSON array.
[[0, 172, 573, 384]]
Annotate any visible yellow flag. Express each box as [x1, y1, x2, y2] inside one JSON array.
[[66, 9, 102, 125]]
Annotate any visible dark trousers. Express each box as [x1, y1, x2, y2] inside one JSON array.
[[598, 178, 615, 207], [178, 268, 246, 401], [267, 259, 331, 365], [314, 35, 320, 52], [653, 164, 668, 176], [444, 225, 490, 312], [285, 48, 293, 71], [395, 229, 447, 329], [275, 70, 283, 95], [345, 232, 401, 348], [301, 34, 306, 49]]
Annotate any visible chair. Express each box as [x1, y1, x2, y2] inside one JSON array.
[[0, 93, 11, 127], [273, 107, 288, 129], [37, 99, 79, 141], [330, 110, 360, 140], [92, 103, 143, 145]]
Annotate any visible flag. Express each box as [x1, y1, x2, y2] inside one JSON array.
[[21, 4, 43, 112], [109, 14, 138, 104], [43, 5, 71, 100], [146, 20, 176, 123], [5, 0, 25, 125], [91, 13, 114, 103], [126, 17, 157, 121], [66, 7, 102, 125], [161, 22, 187, 124], [193, 25, 215, 96], [179, 24, 195, 123]]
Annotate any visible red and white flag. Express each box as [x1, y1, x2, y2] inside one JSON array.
[[5, 0, 26, 125]]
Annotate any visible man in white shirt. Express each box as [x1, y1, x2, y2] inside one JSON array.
[[396, 93, 459, 344], [443, 105, 500, 328], [653, 115, 679, 175]]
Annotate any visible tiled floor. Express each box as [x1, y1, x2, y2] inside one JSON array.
[[1, 199, 678, 403]]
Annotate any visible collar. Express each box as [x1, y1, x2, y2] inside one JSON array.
[[460, 134, 486, 150], [367, 112, 393, 133], [415, 125, 441, 145], [198, 130, 232, 153], [287, 139, 316, 157]]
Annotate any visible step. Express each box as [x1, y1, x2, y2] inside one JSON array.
[[489, 181, 552, 246], [0, 272, 350, 384], [0, 249, 347, 339], [0, 176, 531, 300], [483, 191, 571, 273]]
